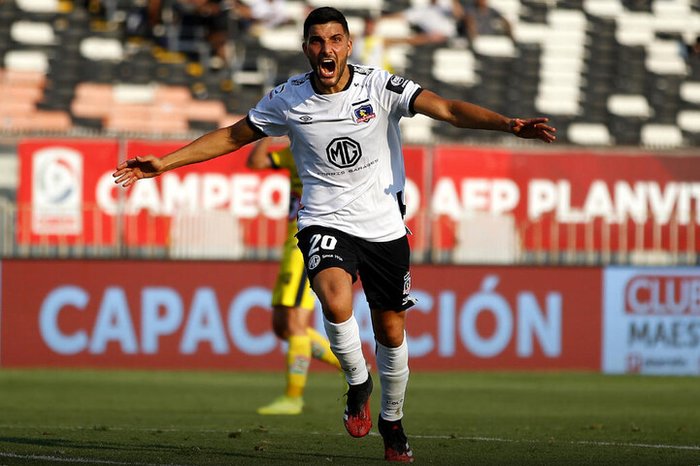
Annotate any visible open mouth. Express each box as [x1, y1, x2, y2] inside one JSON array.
[[319, 58, 336, 79]]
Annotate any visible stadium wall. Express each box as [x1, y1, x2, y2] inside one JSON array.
[[1, 259, 698, 376]]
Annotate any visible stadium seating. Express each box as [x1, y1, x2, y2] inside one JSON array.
[[0, 0, 697, 147]]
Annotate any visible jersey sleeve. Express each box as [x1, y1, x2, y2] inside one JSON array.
[[373, 69, 422, 118], [247, 83, 290, 137]]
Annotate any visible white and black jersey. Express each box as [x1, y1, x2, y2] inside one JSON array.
[[247, 64, 422, 242]]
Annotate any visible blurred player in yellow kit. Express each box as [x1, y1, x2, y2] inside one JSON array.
[[247, 138, 342, 415]]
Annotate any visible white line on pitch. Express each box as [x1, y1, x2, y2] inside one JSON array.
[[0, 425, 698, 452], [0, 452, 186, 466]]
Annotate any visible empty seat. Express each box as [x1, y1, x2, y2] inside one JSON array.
[[113, 83, 156, 104], [79, 37, 124, 61], [259, 27, 302, 52], [568, 122, 613, 145], [583, 0, 624, 18], [645, 40, 688, 75], [616, 12, 655, 46], [10, 21, 55, 46], [4, 50, 48, 73], [16, 0, 60, 13], [677, 110, 700, 132], [640, 123, 684, 148], [432, 48, 478, 86], [680, 81, 700, 104], [472, 35, 516, 58], [607, 94, 652, 117]]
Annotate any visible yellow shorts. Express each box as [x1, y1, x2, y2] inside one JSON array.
[[272, 222, 316, 311]]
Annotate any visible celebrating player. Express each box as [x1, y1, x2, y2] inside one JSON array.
[[113, 6, 555, 462]]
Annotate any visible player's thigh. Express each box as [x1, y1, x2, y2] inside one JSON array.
[[296, 225, 359, 320], [295, 225, 359, 284], [358, 235, 413, 312]]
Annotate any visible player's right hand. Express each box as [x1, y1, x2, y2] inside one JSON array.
[[112, 155, 162, 187]]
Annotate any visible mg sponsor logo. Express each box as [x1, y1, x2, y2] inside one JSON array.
[[326, 137, 362, 168]]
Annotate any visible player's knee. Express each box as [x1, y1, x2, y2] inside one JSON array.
[[374, 323, 405, 347]]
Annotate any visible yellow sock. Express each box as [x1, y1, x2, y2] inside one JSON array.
[[285, 335, 311, 399], [308, 327, 342, 370]]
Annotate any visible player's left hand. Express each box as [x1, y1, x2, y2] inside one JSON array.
[[510, 118, 557, 143]]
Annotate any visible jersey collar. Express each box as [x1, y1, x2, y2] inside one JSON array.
[[310, 64, 355, 95]]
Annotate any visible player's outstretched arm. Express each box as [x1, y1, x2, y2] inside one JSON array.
[[413, 89, 556, 143], [113, 117, 263, 187]]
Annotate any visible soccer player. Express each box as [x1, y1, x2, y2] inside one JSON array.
[[246, 138, 342, 415], [113, 6, 555, 462]]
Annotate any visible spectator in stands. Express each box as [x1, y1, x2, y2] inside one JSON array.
[[389, 0, 461, 46], [458, 0, 513, 45], [351, 14, 447, 72], [231, 0, 293, 37], [174, 0, 231, 69]]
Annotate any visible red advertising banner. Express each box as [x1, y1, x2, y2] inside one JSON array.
[[17, 140, 429, 253], [1, 259, 281, 369], [17, 139, 119, 246], [431, 147, 700, 256], [405, 264, 601, 370], [403, 146, 428, 256], [0, 260, 601, 371]]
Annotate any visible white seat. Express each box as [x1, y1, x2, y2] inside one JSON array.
[[512, 22, 548, 44], [4, 50, 49, 73], [10, 21, 55, 46], [80, 37, 124, 61], [432, 48, 478, 86], [547, 9, 587, 29], [567, 123, 612, 146], [677, 110, 700, 132], [607, 94, 651, 118], [16, 0, 60, 13], [113, 83, 156, 104], [616, 12, 655, 46], [583, 0, 624, 18], [259, 26, 301, 52], [645, 40, 688, 76], [375, 17, 412, 39], [640, 124, 684, 148], [472, 35, 516, 58], [535, 94, 580, 116], [680, 81, 700, 104]]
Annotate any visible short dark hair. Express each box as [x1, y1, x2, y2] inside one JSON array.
[[303, 7, 349, 39]]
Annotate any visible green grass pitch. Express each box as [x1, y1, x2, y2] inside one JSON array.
[[0, 369, 698, 465]]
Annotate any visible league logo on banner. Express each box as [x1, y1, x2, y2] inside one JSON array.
[[603, 268, 700, 375], [31, 147, 83, 235]]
